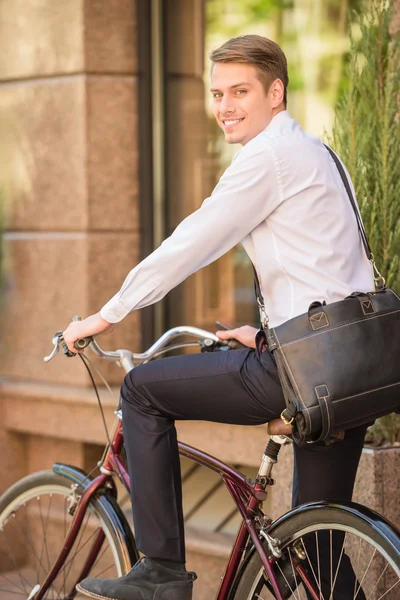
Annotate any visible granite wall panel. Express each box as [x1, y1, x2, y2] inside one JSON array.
[[84, 0, 137, 74], [27, 435, 84, 473], [0, 231, 141, 385], [0, 77, 87, 231], [0, 425, 27, 496], [0, 0, 84, 80], [87, 231, 141, 384], [86, 76, 138, 231], [0, 233, 89, 384]]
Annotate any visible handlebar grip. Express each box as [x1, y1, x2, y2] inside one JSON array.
[[71, 316, 92, 350], [74, 337, 92, 350], [72, 315, 93, 350]]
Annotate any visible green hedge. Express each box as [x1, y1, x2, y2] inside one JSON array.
[[330, 0, 400, 445]]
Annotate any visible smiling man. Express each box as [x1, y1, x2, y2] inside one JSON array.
[[210, 61, 286, 145], [64, 35, 372, 600]]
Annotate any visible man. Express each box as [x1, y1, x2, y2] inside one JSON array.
[[63, 35, 373, 600]]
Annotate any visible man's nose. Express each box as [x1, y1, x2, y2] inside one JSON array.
[[220, 95, 235, 115]]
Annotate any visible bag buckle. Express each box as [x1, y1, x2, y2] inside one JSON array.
[[370, 254, 386, 288], [257, 296, 269, 328], [280, 409, 294, 426]]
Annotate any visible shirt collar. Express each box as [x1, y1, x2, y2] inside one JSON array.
[[264, 109, 292, 133]]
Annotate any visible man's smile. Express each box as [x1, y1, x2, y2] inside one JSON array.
[[222, 117, 245, 129]]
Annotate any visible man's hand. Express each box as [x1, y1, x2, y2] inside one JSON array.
[[63, 312, 115, 353], [216, 325, 258, 349]]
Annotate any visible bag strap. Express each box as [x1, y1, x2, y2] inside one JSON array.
[[322, 144, 373, 261], [253, 144, 385, 325]]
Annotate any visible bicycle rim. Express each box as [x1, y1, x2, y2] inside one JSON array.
[[0, 472, 128, 599], [232, 507, 400, 600]]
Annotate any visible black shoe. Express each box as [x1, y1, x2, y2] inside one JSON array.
[[76, 557, 197, 600]]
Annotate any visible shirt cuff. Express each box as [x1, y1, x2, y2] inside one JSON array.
[[100, 275, 161, 323], [100, 299, 130, 324]]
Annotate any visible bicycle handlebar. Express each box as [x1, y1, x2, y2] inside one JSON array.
[[43, 320, 237, 372]]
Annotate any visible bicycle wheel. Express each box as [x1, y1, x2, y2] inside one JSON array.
[[0, 470, 133, 599], [231, 502, 400, 600]]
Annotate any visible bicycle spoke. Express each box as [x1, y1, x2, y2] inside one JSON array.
[[0, 587, 30, 597], [288, 550, 302, 600], [366, 563, 389, 600], [10, 505, 49, 582], [276, 557, 298, 599], [354, 547, 377, 599], [315, 532, 322, 600], [61, 515, 96, 578], [1, 522, 31, 593], [61, 508, 92, 589], [91, 542, 112, 574], [329, 530, 346, 600], [300, 537, 323, 599], [375, 577, 400, 600], [37, 495, 52, 576], [91, 563, 117, 578], [354, 535, 362, 599], [62, 496, 67, 597], [0, 571, 28, 594], [44, 493, 54, 573]]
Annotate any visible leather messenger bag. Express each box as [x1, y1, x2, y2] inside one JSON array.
[[255, 145, 400, 446]]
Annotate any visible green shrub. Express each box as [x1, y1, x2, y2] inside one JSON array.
[[330, 0, 400, 445]]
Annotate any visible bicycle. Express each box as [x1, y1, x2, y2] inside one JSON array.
[[0, 323, 399, 600]]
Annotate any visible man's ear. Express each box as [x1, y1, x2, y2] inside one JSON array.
[[270, 78, 285, 108]]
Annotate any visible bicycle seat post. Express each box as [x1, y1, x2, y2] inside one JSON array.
[[258, 435, 291, 481]]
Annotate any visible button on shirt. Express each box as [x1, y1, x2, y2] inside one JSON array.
[[100, 110, 374, 328]]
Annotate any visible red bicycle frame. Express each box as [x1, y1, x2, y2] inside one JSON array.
[[35, 420, 318, 600]]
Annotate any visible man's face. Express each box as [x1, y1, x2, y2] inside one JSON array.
[[210, 62, 282, 145]]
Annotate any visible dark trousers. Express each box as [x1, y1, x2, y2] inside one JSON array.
[[121, 346, 367, 565]]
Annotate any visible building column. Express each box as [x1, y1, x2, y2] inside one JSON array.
[[0, 0, 141, 493]]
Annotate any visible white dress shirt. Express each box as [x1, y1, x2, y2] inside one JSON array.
[[101, 110, 374, 328]]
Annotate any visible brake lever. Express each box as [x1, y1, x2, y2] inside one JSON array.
[[43, 330, 75, 361], [43, 315, 93, 362], [43, 332, 63, 362]]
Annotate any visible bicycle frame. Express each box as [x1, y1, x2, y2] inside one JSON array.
[[38, 327, 320, 600], [35, 418, 292, 600]]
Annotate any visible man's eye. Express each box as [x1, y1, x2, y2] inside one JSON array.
[[212, 93, 222, 99], [236, 89, 246, 95]]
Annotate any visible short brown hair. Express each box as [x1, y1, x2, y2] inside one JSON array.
[[210, 34, 288, 105]]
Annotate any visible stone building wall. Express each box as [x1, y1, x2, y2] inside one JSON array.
[[0, 0, 141, 492]]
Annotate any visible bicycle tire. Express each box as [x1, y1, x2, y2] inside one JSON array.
[[231, 501, 400, 600], [0, 470, 133, 599]]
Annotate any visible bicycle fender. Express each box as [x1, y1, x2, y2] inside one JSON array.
[[53, 462, 117, 496], [53, 462, 139, 567], [270, 500, 400, 545]]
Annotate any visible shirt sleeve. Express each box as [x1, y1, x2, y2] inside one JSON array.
[[100, 143, 281, 323]]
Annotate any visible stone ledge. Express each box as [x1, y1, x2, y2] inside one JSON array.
[[0, 379, 270, 466], [1, 378, 118, 444], [185, 526, 234, 559], [185, 527, 234, 600]]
